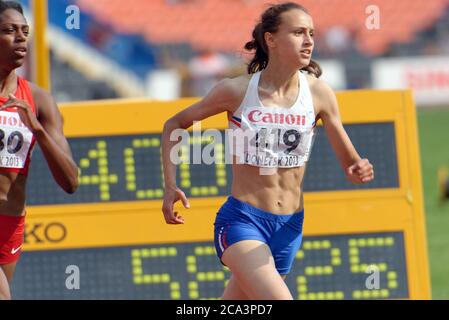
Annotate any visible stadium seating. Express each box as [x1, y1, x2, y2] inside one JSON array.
[[77, 0, 449, 56]]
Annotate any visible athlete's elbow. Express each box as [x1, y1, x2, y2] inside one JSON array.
[[62, 184, 77, 194], [164, 114, 191, 131], [65, 183, 79, 194], [62, 175, 79, 194], [163, 117, 181, 131], [69, 177, 79, 194]]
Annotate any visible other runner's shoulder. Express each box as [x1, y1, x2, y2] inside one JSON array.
[[27, 82, 55, 105]]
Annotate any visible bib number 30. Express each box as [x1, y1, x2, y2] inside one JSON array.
[[0, 129, 24, 154]]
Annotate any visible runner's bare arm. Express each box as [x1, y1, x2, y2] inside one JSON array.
[[314, 80, 374, 184], [32, 86, 79, 193], [161, 78, 245, 224], [162, 78, 244, 189]]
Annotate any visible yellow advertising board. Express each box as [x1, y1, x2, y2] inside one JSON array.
[[15, 90, 430, 300]]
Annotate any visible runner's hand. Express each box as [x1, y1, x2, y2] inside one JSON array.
[[0, 94, 42, 133], [162, 187, 190, 224], [346, 158, 374, 184]]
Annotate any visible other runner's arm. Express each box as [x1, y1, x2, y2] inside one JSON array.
[[1, 87, 79, 193]]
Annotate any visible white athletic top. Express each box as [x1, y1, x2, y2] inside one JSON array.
[[228, 70, 316, 168]]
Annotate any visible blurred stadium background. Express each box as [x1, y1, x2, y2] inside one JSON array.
[[11, 0, 449, 299]]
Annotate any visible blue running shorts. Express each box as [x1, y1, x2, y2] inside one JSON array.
[[214, 196, 304, 275]]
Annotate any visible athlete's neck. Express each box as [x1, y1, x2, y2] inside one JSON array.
[[0, 70, 17, 97], [260, 61, 300, 96]]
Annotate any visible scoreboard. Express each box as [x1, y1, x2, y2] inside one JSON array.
[[11, 91, 431, 299]]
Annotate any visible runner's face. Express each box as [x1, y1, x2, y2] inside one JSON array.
[[268, 9, 314, 68], [0, 9, 29, 70]]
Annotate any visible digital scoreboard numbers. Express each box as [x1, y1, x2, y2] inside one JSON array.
[[13, 91, 431, 299], [26, 123, 398, 205], [13, 233, 407, 300]]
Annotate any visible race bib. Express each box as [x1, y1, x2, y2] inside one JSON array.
[[245, 127, 314, 168], [229, 106, 316, 168], [0, 111, 33, 169]]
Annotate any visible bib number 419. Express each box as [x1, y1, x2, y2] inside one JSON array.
[[250, 128, 301, 154]]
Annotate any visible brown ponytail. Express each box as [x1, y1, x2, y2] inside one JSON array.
[[244, 23, 269, 73]]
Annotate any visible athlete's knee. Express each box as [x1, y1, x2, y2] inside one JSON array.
[[0, 267, 13, 300], [221, 278, 250, 300], [267, 290, 293, 300], [0, 292, 11, 300], [0, 288, 11, 300]]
